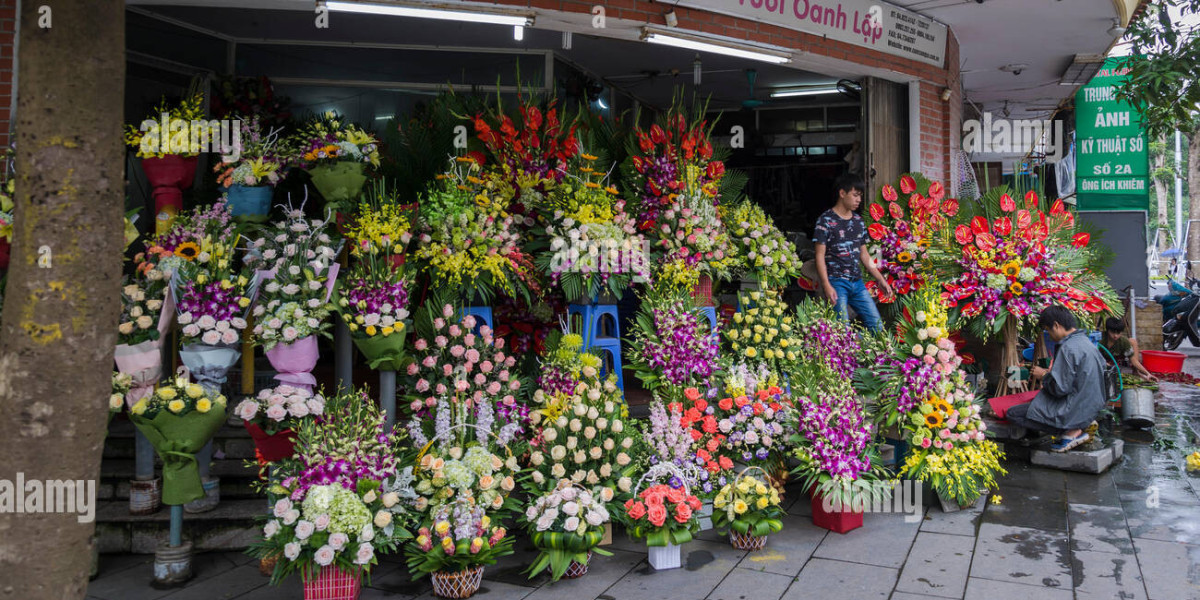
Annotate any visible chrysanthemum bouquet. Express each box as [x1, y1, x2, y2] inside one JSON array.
[[405, 499, 514, 579], [724, 290, 801, 381], [247, 210, 340, 351], [722, 198, 801, 289], [521, 481, 613, 581], [711, 475, 784, 539], [235, 384, 326, 436], [629, 288, 720, 396], [526, 376, 636, 496], [213, 115, 285, 188], [622, 483, 702, 547]]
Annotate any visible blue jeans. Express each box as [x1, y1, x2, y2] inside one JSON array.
[[829, 278, 883, 332]]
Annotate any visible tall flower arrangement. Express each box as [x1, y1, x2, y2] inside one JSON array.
[[864, 173, 957, 302], [629, 288, 720, 397], [214, 116, 285, 187], [722, 198, 802, 289], [290, 111, 379, 212], [470, 95, 579, 215], [335, 233, 411, 373], [723, 290, 801, 382], [793, 299, 862, 381]]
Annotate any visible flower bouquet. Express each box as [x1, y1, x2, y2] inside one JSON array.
[[214, 116, 285, 221], [709, 386, 793, 471], [521, 481, 613, 581], [404, 303, 526, 431], [406, 499, 514, 598], [537, 151, 650, 303], [128, 371, 229, 505], [290, 112, 379, 212], [622, 468, 702, 570], [722, 198, 801, 289], [342, 179, 416, 265], [712, 472, 784, 551], [724, 290, 802, 382], [110, 372, 132, 423], [470, 96, 579, 213], [643, 397, 727, 498], [863, 173, 956, 302], [406, 404, 522, 515], [793, 298, 863, 381], [628, 287, 720, 397], [235, 385, 326, 463], [114, 269, 174, 409], [533, 332, 603, 401], [125, 89, 207, 235], [247, 209, 340, 391], [334, 250, 410, 373], [412, 158, 538, 304]]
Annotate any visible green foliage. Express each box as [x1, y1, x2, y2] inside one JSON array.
[[1115, 1, 1200, 137]]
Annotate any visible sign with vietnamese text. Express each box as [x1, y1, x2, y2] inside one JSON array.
[[673, 0, 948, 67], [1075, 58, 1149, 211]]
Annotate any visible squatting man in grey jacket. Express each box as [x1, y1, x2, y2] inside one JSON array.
[[1005, 306, 1106, 452]]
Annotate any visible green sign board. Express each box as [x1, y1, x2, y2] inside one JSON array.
[[1075, 58, 1150, 211]]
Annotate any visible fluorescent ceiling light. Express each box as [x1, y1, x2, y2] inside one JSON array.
[[770, 86, 840, 98], [641, 27, 791, 64], [514, 25, 524, 41], [326, 1, 533, 27]]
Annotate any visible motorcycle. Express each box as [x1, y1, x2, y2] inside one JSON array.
[[1157, 277, 1200, 350]]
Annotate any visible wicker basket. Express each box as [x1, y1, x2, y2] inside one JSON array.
[[431, 565, 484, 599], [301, 564, 361, 600], [730, 531, 768, 551], [258, 555, 278, 577], [563, 551, 593, 579]]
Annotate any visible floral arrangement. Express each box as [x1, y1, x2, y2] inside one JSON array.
[[405, 499, 514, 578], [213, 116, 285, 188], [723, 290, 801, 381], [124, 91, 207, 158], [405, 303, 526, 430], [111, 372, 133, 415], [117, 277, 168, 345], [344, 180, 417, 258], [629, 289, 720, 396], [710, 386, 792, 470], [711, 475, 784, 539], [412, 157, 538, 303], [247, 209, 340, 350], [722, 198, 801, 289], [538, 151, 650, 302], [250, 480, 411, 583], [864, 174, 957, 301], [130, 372, 227, 419], [526, 376, 636, 496], [235, 384, 326, 436], [289, 111, 380, 169], [644, 397, 727, 497], [935, 187, 1116, 338], [521, 481, 613, 581], [622, 483, 702, 547], [793, 299, 862, 381], [534, 332, 602, 400], [176, 276, 252, 346], [470, 97, 578, 214]]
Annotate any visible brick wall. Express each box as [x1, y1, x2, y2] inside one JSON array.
[[514, 0, 961, 183], [0, 0, 13, 150]]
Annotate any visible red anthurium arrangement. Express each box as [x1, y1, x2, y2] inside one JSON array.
[[864, 173, 957, 302]]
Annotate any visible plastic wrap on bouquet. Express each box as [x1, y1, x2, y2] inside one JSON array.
[[179, 344, 242, 394], [115, 340, 164, 408], [306, 162, 367, 204], [130, 405, 228, 505], [243, 421, 298, 463], [351, 328, 408, 372], [265, 335, 319, 393]]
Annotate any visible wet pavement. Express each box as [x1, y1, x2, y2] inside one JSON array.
[[86, 354, 1200, 600]]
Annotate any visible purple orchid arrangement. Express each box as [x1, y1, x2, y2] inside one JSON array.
[[177, 279, 251, 346], [790, 393, 874, 481], [631, 293, 719, 394]]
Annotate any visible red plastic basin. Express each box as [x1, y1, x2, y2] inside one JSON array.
[[1141, 350, 1186, 374]]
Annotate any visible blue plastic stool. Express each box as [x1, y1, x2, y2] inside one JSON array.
[[459, 306, 493, 334], [590, 339, 625, 392], [567, 303, 620, 349]]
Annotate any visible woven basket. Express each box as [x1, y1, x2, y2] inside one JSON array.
[[563, 551, 593, 579], [431, 565, 484, 599], [301, 564, 361, 600], [258, 555, 278, 577], [730, 531, 768, 551]]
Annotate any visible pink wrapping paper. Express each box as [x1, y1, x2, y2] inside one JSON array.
[[265, 335, 319, 393], [114, 340, 163, 408]]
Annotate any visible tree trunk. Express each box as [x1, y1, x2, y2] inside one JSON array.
[[1153, 140, 1170, 274], [0, 3, 125, 599], [1190, 132, 1200, 279]]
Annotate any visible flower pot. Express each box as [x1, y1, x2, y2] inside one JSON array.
[[243, 422, 298, 463], [691, 274, 714, 307], [936, 488, 988, 513], [730, 531, 767, 551], [648, 542, 681, 570], [302, 564, 362, 600], [810, 491, 863, 534], [563, 551, 592, 579], [265, 335, 319, 393], [431, 565, 483, 599], [128, 476, 162, 515], [141, 155, 198, 236], [259, 555, 278, 577], [307, 162, 367, 205], [225, 184, 273, 222]]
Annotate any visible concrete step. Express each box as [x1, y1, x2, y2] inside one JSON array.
[[104, 419, 256, 460], [1031, 438, 1124, 474], [99, 459, 262, 501], [96, 499, 265, 554]]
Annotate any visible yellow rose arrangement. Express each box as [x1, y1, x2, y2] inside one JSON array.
[[130, 372, 228, 419], [723, 289, 801, 380], [711, 474, 784, 541]]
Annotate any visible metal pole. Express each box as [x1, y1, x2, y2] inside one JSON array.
[[1129, 288, 1137, 341], [380, 370, 396, 431], [1176, 130, 1183, 252], [170, 505, 183, 547], [135, 430, 155, 480], [336, 251, 353, 393]]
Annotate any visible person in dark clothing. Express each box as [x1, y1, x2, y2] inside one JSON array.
[[1100, 317, 1154, 380], [1005, 306, 1106, 452], [813, 174, 893, 332]]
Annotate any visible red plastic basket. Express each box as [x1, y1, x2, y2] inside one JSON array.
[[1141, 350, 1186, 374], [302, 564, 362, 600]]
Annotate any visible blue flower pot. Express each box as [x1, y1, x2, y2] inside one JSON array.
[[225, 185, 273, 220]]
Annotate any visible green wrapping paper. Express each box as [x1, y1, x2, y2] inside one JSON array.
[[130, 405, 227, 505], [351, 328, 409, 371]]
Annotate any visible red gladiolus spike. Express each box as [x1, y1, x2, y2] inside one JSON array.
[[900, 175, 916, 194], [999, 194, 1016, 212], [526, 106, 542, 131], [869, 203, 885, 221], [882, 185, 898, 203]]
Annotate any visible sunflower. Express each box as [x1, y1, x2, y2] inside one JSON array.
[[917, 238, 931, 249], [930, 396, 953, 414], [924, 411, 944, 427], [1009, 282, 1024, 295], [1001, 261, 1021, 277], [897, 251, 913, 263], [174, 242, 200, 260]]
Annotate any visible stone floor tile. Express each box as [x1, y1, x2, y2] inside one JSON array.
[[963, 576, 1073, 600], [968, 523, 1071, 589], [521, 548, 643, 600], [888, 593, 940, 600], [1132, 538, 1200, 600], [920, 504, 981, 537], [734, 513, 827, 577], [602, 540, 745, 600], [812, 512, 921, 569], [88, 552, 238, 600], [1121, 499, 1200, 545], [159, 565, 275, 600], [410, 579, 534, 600], [705, 567, 793, 600], [94, 553, 155, 579], [1063, 472, 1123, 507], [1071, 549, 1148, 599], [980, 492, 1068, 532], [782, 558, 897, 600], [228, 576, 302, 600], [1068, 504, 1135, 554], [893, 532, 975, 599]]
